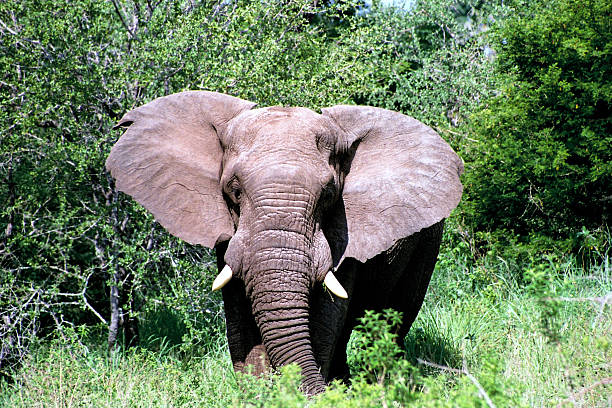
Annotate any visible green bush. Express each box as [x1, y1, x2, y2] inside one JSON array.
[[356, 0, 511, 128], [347, 309, 418, 402], [461, 0, 611, 240]]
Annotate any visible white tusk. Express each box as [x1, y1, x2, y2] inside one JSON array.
[[212, 265, 233, 291], [324, 271, 348, 299]]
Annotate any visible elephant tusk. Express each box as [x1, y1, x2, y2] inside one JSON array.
[[212, 265, 233, 291], [324, 271, 348, 299]]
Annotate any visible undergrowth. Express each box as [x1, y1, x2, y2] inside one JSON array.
[[1, 231, 610, 407]]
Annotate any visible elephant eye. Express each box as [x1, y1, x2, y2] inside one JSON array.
[[226, 178, 242, 204], [320, 179, 337, 205]]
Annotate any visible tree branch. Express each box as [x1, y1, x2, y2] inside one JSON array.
[[556, 377, 612, 407], [417, 358, 497, 408], [110, 0, 134, 38]]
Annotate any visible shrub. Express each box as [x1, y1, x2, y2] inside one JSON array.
[[356, 0, 511, 128], [461, 0, 611, 239]]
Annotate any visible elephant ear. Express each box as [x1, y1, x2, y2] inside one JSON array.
[[106, 91, 256, 248], [322, 105, 463, 263]]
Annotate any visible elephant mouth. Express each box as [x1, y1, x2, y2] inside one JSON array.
[[212, 263, 347, 299]]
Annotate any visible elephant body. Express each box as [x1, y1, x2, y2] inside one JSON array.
[[106, 91, 462, 394]]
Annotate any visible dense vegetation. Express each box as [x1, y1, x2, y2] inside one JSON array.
[[463, 0, 611, 240], [1, 0, 610, 406]]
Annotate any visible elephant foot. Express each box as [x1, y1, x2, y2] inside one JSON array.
[[233, 344, 270, 376], [234, 343, 327, 396]]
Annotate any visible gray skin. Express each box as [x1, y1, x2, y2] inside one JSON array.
[[106, 91, 463, 394]]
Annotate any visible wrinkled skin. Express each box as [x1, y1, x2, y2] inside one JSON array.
[[106, 91, 463, 394]]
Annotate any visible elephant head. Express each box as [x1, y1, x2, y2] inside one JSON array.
[[106, 91, 463, 393]]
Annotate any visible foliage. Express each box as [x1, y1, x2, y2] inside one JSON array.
[[347, 309, 418, 403], [461, 0, 612, 239], [348, 310, 412, 378], [355, 0, 511, 128], [234, 364, 309, 408]]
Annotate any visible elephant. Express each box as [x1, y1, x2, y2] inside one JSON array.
[[105, 91, 463, 394]]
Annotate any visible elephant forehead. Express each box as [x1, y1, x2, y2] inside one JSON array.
[[233, 144, 334, 188], [228, 106, 328, 149]]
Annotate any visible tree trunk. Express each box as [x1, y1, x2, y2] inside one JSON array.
[[107, 269, 121, 350]]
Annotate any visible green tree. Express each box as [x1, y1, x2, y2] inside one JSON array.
[[462, 0, 611, 241], [357, 0, 511, 128]]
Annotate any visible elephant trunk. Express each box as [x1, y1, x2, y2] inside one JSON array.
[[246, 233, 325, 395], [252, 294, 325, 394]]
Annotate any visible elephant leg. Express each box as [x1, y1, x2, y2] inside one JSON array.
[[310, 261, 357, 382], [313, 258, 386, 383], [221, 279, 266, 373], [326, 301, 359, 382], [324, 221, 443, 377], [325, 257, 400, 382], [389, 221, 444, 343], [216, 244, 266, 374]]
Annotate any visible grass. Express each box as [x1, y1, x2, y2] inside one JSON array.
[[411, 275, 611, 407], [0, 343, 237, 407], [1, 239, 610, 407]]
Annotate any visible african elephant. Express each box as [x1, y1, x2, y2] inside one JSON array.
[[106, 91, 463, 394]]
